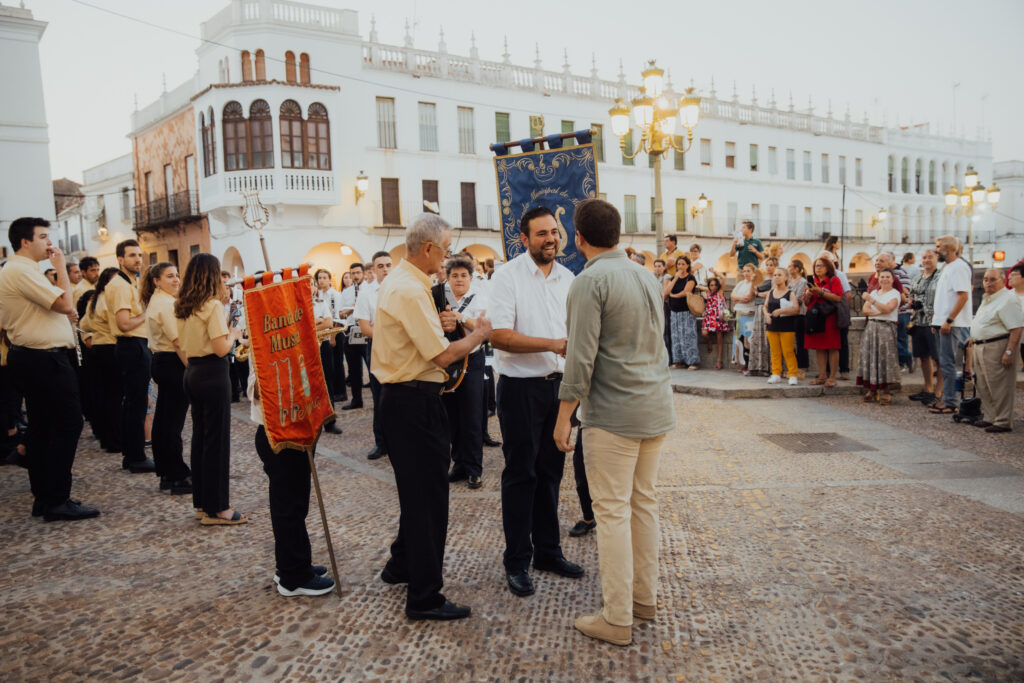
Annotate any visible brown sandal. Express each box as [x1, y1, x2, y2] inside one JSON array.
[[878, 393, 892, 405], [810, 378, 827, 385], [200, 511, 248, 526], [862, 391, 876, 403]]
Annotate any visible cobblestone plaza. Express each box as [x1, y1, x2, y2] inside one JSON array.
[[1, 387, 1022, 681]]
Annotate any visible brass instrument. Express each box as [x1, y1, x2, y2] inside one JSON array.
[[233, 326, 346, 362]]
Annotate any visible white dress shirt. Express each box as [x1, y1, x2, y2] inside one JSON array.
[[487, 252, 573, 378], [353, 281, 380, 325], [444, 284, 488, 354]]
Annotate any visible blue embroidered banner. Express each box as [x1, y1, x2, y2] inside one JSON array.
[[493, 132, 599, 274]]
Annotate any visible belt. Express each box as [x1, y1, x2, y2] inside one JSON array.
[[391, 379, 445, 395], [187, 354, 225, 363], [10, 345, 71, 354], [973, 333, 1010, 345], [869, 319, 896, 325]]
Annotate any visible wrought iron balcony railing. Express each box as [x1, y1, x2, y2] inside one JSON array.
[[133, 191, 201, 231]]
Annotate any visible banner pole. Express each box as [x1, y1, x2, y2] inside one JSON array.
[[308, 445, 343, 599], [259, 233, 272, 272]]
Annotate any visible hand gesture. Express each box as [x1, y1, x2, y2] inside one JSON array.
[[439, 305, 458, 333], [550, 337, 568, 357], [553, 416, 574, 453], [472, 311, 492, 340], [746, 244, 757, 253], [47, 246, 66, 272]]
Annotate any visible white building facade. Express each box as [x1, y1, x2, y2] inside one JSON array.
[[0, 2, 53, 259], [79, 154, 135, 267], [127, 0, 1006, 280]]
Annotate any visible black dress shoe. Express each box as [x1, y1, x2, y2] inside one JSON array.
[[159, 477, 171, 491], [568, 519, 597, 537], [367, 446, 386, 460], [43, 499, 100, 522], [32, 500, 43, 517], [482, 435, 502, 447], [467, 475, 482, 489], [406, 599, 471, 621], [104, 446, 121, 454], [506, 570, 535, 596], [381, 566, 408, 585], [985, 425, 1012, 433], [324, 422, 343, 435], [341, 401, 363, 411], [332, 394, 348, 403], [448, 467, 468, 483], [168, 477, 193, 495], [533, 556, 584, 578], [972, 420, 993, 428], [123, 458, 156, 473]]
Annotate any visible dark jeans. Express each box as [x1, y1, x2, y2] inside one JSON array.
[[497, 375, 566, 572], [794, 315, 809, 369], [8, 347, 83, 508], [896, 312, 912, 368], [573, 431, 593, 521], [381, 383, 451, 611], [150, 352, 191, 481], [115, 337, 151, 465], [0, 364, 22, 435], [444, 351, 484, 477], [331, 337, 347, 400], [344, 341, 365, 405], [184, 355, 232, 514], [229, 354, 249, 400], [255, 425, 314, 591], [92, 344, 122, 451]]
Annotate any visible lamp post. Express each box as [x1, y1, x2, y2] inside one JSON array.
[[944, 164, 1000, 266], [609, 61, 701, 248]]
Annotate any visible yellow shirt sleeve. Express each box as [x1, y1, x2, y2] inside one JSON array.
[[18, 268, 64, 311], [204, 300, 230, 341], [398, 289, 449, 362]]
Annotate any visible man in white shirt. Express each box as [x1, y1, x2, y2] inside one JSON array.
[[488, 206, 584, 597], [1009, 263, 1024, 369], [966, 269, 1023, 432], [338, 263, 366, 409], [313, 272, 343, 435], [930, 235, 974, 412], [355, 251, 392, 459]]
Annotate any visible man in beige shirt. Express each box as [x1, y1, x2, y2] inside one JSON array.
[[967, 269, 1023, 432], [106, 239, 154, 472], [371, 213, 491, 621], [72, 256, 99, 306], [0, 217, 99, 521]]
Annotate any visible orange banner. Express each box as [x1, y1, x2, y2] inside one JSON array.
[[243, 265, 335, 453]]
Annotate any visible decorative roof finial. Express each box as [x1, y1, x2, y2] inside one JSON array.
[[751, 85, 758, 105], [438, 26, 446, 53], [788, 91, 794, 111], [591, 53, 598, 79], [369, 14, 377, 42], [535, 42, 542, 69], [732, 80, 738, 101], [562, 48, 570, 71], [502, 35, 510, 63], [403, 18, 413, 47], [709, 75, 717, 98], [769, 88, 777, 108]]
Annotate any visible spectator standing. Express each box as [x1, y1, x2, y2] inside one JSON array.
[[654, 259, 672, 363], [657, 235, 684, 277], [1009, 263, 1024, 368], [908, 250, 942, 404], [763, 269, 800, 385], [965, 269, 1023, 432], [901, 252, 922, 280], [857, 269, 902, 404], [786, 260, 809, 380], [664, 255, 699, 370], [929, 236, 973, 415], [729, 220, 765, 272], [702, 277, 729, 370], [747, 257, 776, 377], [688, 244, 707, 289], [731, 264, 758, 373], [823, 236, 840, 263], [804, 257, 844, 387]]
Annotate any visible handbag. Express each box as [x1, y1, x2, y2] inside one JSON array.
[[686, 292, 706, 316], [805, 300, 836, 335]]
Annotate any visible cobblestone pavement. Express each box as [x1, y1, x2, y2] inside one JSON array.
[[1, 391, 1022, 681]]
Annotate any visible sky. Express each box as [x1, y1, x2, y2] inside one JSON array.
[[24, 0, 1024, 182]]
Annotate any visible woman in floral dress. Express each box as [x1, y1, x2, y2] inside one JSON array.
[[702, 276, 729, 369]]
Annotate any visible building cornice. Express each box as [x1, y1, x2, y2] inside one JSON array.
[[190, 79, 341, 103]]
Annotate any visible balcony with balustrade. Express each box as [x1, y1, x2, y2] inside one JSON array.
[[133, 191, 202, 232], [199, 168, 338, 212]]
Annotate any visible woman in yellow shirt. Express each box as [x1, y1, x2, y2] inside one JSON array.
[[87, 267, 126, 454], [141, 263, 192, 496], [175, 254, 244, 525]]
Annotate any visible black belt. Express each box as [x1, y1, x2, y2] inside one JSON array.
[[507, 372, 563, 381], [869, 319, 896, 325], [10, 345, 71, 354], [973, 333, 1010, 345], [390, 379, 445, 395], [187, 354, 225, 364]]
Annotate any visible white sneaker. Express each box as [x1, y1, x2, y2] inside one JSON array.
[[788, 376, 799, 386], [767, 374, 781, 384]]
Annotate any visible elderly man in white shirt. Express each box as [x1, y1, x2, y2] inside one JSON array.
[[488, 206, 584, 598], [355, 251, 392, 459], [930, 235, 974, 413], [966, 269, 1023, 432]]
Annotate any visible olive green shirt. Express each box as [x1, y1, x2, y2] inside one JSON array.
[[559, 249, 676, 439]]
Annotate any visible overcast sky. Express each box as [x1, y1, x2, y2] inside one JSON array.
[[25, 0, 1024, 182]]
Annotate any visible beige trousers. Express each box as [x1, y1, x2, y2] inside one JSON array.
[[582, 427, 666, 627], [974, 342, 1017, 429]]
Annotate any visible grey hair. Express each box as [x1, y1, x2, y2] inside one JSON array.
[[406, 212, 451, 255]]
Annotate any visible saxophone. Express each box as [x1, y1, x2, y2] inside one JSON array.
[[233, 325, 346, 362]]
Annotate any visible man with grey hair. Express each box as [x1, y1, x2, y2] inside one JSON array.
[[371, 213, 493, 620], [965, 269, 1022, 432], [929, 235, 973, 414]]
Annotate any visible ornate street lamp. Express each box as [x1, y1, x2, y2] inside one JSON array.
[[944, 165, 1000, 266], [608, 60, 701, 246]]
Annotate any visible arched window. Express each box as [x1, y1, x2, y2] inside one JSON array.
[[285, 51, 297, 84], [241, 50, 253, 82], [223, 101, 248, 171], [306, 103, 330, 169], [914, 159, 923, 194], [900, 157, 909, 193], [928, 160, 936, 195], [249, 100, 273, 169], [254, 49, 266, 81], [299, 53, 311, 84], [280, 100, 304, 168], [201, 108, 216, 176], [887, 156, 895, 192]]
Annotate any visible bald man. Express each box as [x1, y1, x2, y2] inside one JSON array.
[[966, 270, 1022, 432]]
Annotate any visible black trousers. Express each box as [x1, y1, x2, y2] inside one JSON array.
[[0, 364, 22, 436], [184, 355, 231, 514], [344, 341, 365, 404], [497, 375, 566, 572], [444, 351, 484, 477], [331, 337, 347, 401], [381, 383, 450, 611], [366, 340, 383, 448], [150, 352, 190, 481], [229, 354, 249, 400], [319, 340, 336, 398], [115, 337, 151, 465], [483, 362, 496, 415], [92, 344, 122, 451], [255, 425, 314, 590], [8, 347, 83, 508], [794, 315, 809, 369], [573, 431, 593, 521]]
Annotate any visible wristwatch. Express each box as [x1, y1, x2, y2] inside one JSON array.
[[946, 317, 954, 324], [1006, 350, 1014, 357]]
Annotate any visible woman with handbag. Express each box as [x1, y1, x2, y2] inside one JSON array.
[[731, 263, 758, 374], [664, 255, 701, 370], [857, 268, 902, 404], [804, 257, 844, 387]]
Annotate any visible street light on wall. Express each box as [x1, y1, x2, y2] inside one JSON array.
[[355, 171, 368, 203], [690, 193, 709, 219]]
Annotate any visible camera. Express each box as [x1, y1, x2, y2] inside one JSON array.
[[910, 300, 924, 311]]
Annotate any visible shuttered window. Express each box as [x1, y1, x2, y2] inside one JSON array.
[[376, 97, 397, 149], [495, 112, 510, 143], [460, 183, 478, 228], [419, 102, 438, 151], [457, 107, 475, 154], [381, 178, 400, 225]]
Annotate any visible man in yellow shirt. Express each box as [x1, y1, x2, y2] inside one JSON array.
[[107, 239, 154, 473], [0, 217, 99, 521], [372, 213, 492, 621], [657, 235, 684, 276], [72, 256, 99, 306]]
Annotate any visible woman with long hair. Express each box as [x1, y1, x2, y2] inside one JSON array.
[[702, 276, 729, 369], [747, 257, 778, 377], [665, 255, 700, 369], [786, 259, 810, 379], [176, 253, 244, 525], [804, 257, 844, 387], [144, 262, 192, 495], [731, 263, 758, 373], [88, 267, 128, 452], [824, 235, 840, 260]]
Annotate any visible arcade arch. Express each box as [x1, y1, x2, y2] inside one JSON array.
[[302, 242, 363, 288]]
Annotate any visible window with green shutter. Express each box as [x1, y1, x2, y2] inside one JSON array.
[[675, 198, 687, 231], [673, 137, 685, 170], [622, 130, 634, 166], [495, 112, 510, 144], [561, 120, 575, 147], [591, 124, 604, 162], [624, 195, 637, 232]]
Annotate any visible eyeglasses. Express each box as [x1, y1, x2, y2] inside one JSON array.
[[426, 241, 452, 258]]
